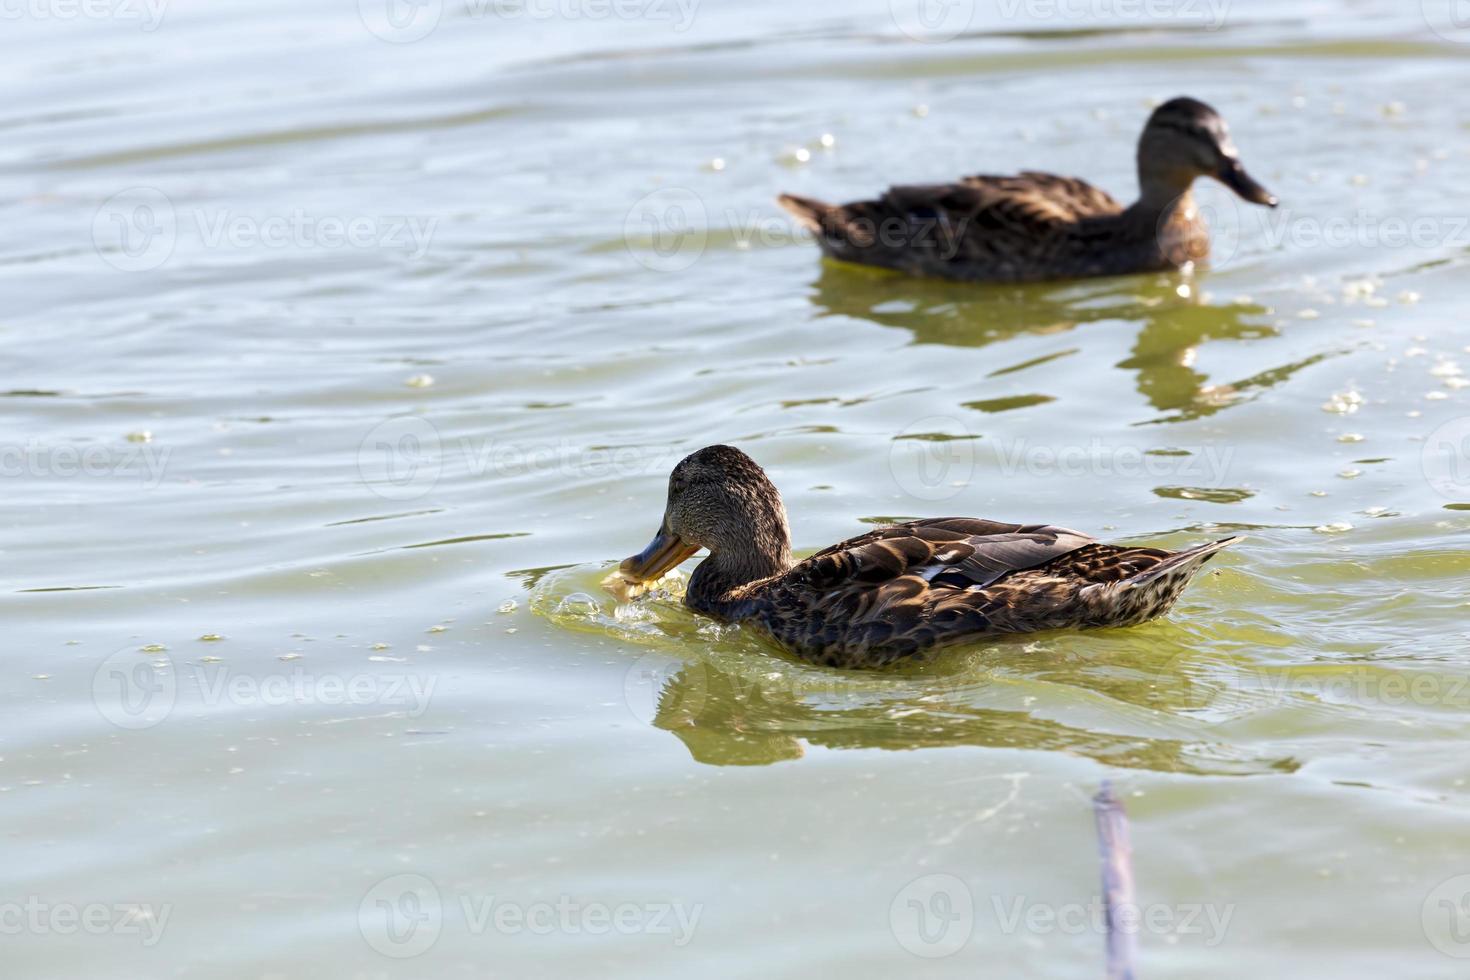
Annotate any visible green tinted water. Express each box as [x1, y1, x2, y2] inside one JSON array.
[[4, 2, 1470, 976]]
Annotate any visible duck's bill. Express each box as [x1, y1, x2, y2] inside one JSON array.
[[1217, 158, 1278, 207], [619, 528, 699, 583]]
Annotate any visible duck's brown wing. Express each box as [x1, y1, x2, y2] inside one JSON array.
[[797, 518, 1097, 592], [960, 171, 1123, 221], [780, 172, 1122, 281], [1038, 541, 1174, 582], [746, 519, 1238, 667], [751, 520, 1093, 663]]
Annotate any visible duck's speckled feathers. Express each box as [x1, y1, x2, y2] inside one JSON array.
[[799, 518, 1096, 590], [731, 518, 1236, 668], [780, 173, 1153, 283]]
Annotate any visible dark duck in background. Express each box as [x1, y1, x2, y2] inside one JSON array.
[[779, 96, 1277, 283]]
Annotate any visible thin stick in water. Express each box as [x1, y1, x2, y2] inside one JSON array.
[[1093, 781, 1138, 980]]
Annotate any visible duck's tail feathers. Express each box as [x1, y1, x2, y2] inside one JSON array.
[[1125, 535, 1241, 588], [778, 193, 836, 233]]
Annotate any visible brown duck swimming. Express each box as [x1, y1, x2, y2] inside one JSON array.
[[617, 446, 1239, 669], [778, 96, 1277, 283]]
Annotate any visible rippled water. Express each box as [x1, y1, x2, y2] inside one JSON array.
[[5, 1, 1470, 976]]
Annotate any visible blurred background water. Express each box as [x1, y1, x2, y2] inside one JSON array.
[[4, 0, 1470, 976]]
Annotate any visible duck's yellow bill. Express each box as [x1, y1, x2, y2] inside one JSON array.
[[619, 528, 699, 583]]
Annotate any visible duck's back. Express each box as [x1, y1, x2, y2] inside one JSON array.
[[780, 171, 1159, 283], [730, 518, 1227, 668], [958, 171, 1124, 223], [733, 518, 1087, 666]]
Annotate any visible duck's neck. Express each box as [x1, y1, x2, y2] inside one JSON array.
[[687, 539, 791, 618], [1125, 175, 1194, 218], [1134, 149, 1200, 210]]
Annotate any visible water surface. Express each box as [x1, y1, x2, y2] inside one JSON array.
[[4, 1, 1470, 976]]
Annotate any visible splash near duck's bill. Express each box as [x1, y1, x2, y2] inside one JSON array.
[[1217, 158, 1278, 207], [619, 527, 699, 584]]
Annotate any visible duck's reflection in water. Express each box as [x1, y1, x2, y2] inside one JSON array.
[[807, 263, 1328, 424], [644, 652, 1300, 774]]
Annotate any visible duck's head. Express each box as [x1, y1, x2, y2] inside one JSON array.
[[1137, 96, 1277, 208], [620, 445, 792, 587]]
